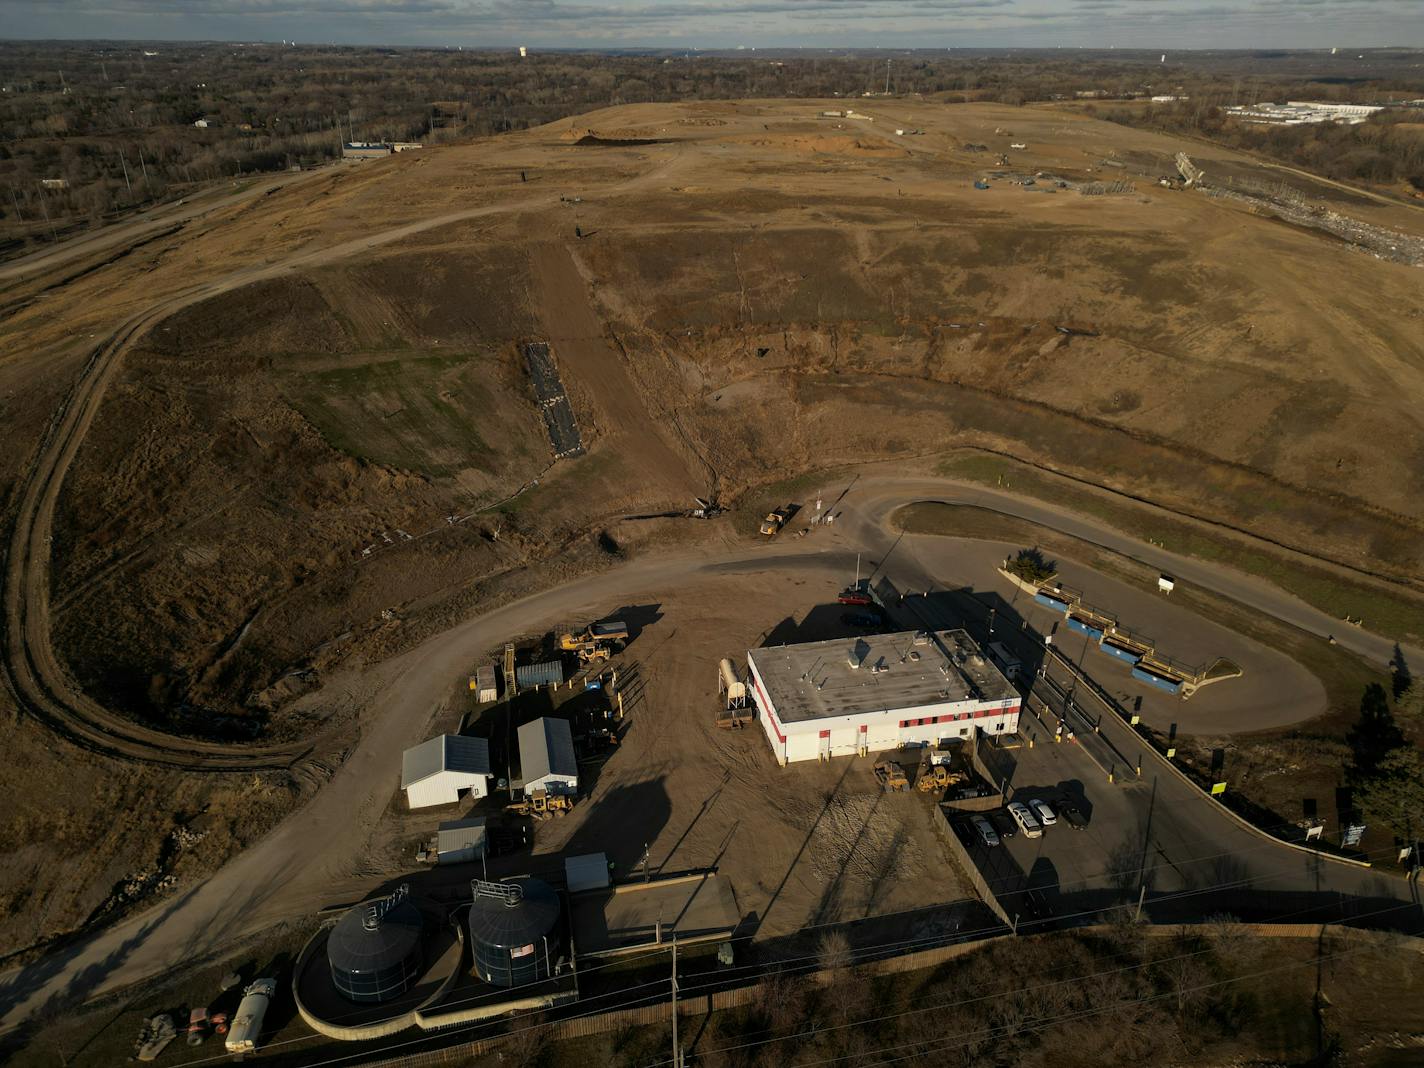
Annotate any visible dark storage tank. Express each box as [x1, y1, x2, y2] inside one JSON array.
[[327, 886, 424, 1004], [467, 878, 561, 988]]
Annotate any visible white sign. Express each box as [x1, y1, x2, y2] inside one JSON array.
[[1158, 574, 1175, 593]]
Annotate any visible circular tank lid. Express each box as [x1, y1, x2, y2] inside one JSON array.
[[468, 878, 560, 949], [328, 895, 423, 975]]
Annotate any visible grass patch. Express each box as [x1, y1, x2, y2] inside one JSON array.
[[732, 467, 853, 537], [935, 453, 1424, 646], [279, 349, 512, 480]]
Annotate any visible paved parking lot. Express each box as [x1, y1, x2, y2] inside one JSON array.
[[950, 705, 1419, 932]]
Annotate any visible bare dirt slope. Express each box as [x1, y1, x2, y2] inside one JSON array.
[[3, 97, 1424, 959]]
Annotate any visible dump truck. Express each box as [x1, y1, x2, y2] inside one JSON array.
[[225, 979, 276, 1055], [759, 508, 789, 537], [560, 620, 628, 655]]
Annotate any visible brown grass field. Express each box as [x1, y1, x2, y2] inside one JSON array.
[[3, 97, 1423, 961]]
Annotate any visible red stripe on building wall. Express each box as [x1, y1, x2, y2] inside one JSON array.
[[751, 672, 787, 744]]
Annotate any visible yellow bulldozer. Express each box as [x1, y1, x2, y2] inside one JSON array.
[[916, 764, 968, 794], [558, 620, 629, 663], [507, 790, 575, 821]]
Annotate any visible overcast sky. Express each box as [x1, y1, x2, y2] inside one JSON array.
[[3, 0, 1421, 50]]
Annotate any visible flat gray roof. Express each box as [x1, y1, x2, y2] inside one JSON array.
[[570, 874, 740, 955], [748, 629, 1017, 725]]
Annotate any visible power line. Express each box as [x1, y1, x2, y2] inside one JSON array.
[[276, 843, 1412, 1068]]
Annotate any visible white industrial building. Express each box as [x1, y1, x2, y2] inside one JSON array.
[[401, 734, 492, 809], [746, 629, 1021, 765], [1225, 100, 1384, 126], [517, 717, 579, 796]]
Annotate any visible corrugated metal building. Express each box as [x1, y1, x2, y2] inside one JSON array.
[[401, 734, 492, 809], [516, 660, 565, 689], [517, 717, 579, 796], [437, 817, 487, 864]]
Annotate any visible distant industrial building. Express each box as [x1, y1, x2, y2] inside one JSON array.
[[401, 734, 492, 808], [342, 141, 393, 159], [1225, 100, 1384, 126], [746, 629, 1021, 765], [517, 717, 578, 796]]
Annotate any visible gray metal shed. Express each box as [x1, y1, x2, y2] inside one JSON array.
[[517, 717, 579, 796], [437, 817, 487, 864], [564, 853, 610, 894], [515, 660, 565, 689]]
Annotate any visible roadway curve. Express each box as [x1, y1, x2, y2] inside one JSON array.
[[2, 476, 1421, 1033], [0, 187, 623, 771]]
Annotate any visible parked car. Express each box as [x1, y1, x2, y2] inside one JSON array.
[[1028, 799, 1058, 827], [837, 588, 874, 607], [970, 815, 1000, 848], [1007, 800, 1043, 839], [989, 809, 1018, 839], [1058, 801, 1088, 830], [841, 611, 882, 629]]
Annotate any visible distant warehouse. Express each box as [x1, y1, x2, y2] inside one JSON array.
[[746, 629, 1020, 765], [342, 141, 393, 159]]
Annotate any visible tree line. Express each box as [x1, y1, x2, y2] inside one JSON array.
[[3, 42, 1422, 255]]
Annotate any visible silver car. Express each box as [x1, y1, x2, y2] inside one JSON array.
[[1029, 798, 1058, 827], [970, 815, 1001, 848]]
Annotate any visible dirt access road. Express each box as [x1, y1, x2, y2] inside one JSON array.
[[0, 167, 333, 285], [2, 174, 696, 772], [840, 477, 1423, 672], [2, 473, 1418, 1033]]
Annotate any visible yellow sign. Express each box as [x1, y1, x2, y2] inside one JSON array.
[[1165, 747, 1176, 759], [1130, 714, 1140, 725], [1211, 782, 1227, 796]]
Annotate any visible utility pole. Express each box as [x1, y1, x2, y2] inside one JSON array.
[[138, 147, 149, 185], [670, 934, 682, 1068], [117, 149, 132, 197], [884, 58, 891, 95]]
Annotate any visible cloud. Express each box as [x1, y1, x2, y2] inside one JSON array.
[[4, 0, 1421, 47]]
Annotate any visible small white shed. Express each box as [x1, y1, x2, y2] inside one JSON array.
[[402, 735, 492, 809], [517, 717, 579, 797]]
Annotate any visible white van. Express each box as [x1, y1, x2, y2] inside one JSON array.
[[1007, 800, 1043, 839]]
